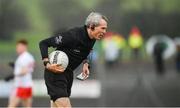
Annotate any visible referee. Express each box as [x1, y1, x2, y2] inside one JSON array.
[[39, 12, 108, 107]]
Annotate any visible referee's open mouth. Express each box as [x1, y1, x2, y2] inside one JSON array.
[[99, 33, 105, 39], [97, 36, 103, 40], [99, 36, 103, 39]]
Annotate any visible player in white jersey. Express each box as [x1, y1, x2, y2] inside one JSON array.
[[8, 39, 35, 108]]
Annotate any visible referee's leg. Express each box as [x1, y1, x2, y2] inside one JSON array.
[[44, 68, 73, 107], [50, 100, 57, 108], [54, 97, 71, 107], [53, 71, 73, 107]]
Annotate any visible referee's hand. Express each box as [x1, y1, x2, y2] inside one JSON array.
[[46, 64, 65, 73], [82, 63, 90, 80]]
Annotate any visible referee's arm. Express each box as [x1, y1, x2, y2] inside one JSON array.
[[39, 31, 74, 72], [39, 35, 67, 72], [39, 34, 72, 58], [83, 49, 93, 68], [39, 36, 58, 60]]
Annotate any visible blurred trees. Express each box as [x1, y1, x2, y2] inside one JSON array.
[[0, 0, 180, 40], [118, 0, 180, 38], [0, 0, 28, 40], [119, 0, 180, 13]]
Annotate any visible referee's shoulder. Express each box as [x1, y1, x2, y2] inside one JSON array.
[[67, 25, 84, 32], [53, 25, 84, 37]]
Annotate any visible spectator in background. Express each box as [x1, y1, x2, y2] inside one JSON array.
[[8, 39, 35, 107], [175, 45, 180, 72], [103, 37, 120, 67], [128, 26, 143, 59], [174, 37, 180, 73], [153, 41, 166, 74], [102, 32, 125, 68]]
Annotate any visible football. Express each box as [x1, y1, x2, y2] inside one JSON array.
[[49, 50, 69, 69]]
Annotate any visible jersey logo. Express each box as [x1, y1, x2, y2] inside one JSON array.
[[55, 35, 62, 44], [73, 49, 80, 53]]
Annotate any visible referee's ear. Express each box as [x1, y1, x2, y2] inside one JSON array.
[[86, 24, 95, 31]]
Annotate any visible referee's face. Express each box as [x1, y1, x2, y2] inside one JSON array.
[[92, 19, 107, 40]]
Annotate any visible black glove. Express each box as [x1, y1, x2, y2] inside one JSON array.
[[8, 62, 15, 68], [4, 74, 14, 82]]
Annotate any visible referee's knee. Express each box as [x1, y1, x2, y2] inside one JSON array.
[[54, 97, 71, 107]]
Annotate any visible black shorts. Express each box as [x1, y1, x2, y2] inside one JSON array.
[[44, 68, 73, 102]]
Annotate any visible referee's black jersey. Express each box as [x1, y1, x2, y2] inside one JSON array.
[[39, 25, 96, 71]]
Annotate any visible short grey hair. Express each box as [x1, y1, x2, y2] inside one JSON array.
[[85, 12, 108, 28]]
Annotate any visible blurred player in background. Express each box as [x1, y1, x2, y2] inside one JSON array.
[[8, 39, 35, 107], [153, 41, 166, 74], [39, 12, 108, 107]]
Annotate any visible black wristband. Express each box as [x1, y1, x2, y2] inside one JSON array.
[[43, 61, 50, 66], [83, 60, 90, 64]]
